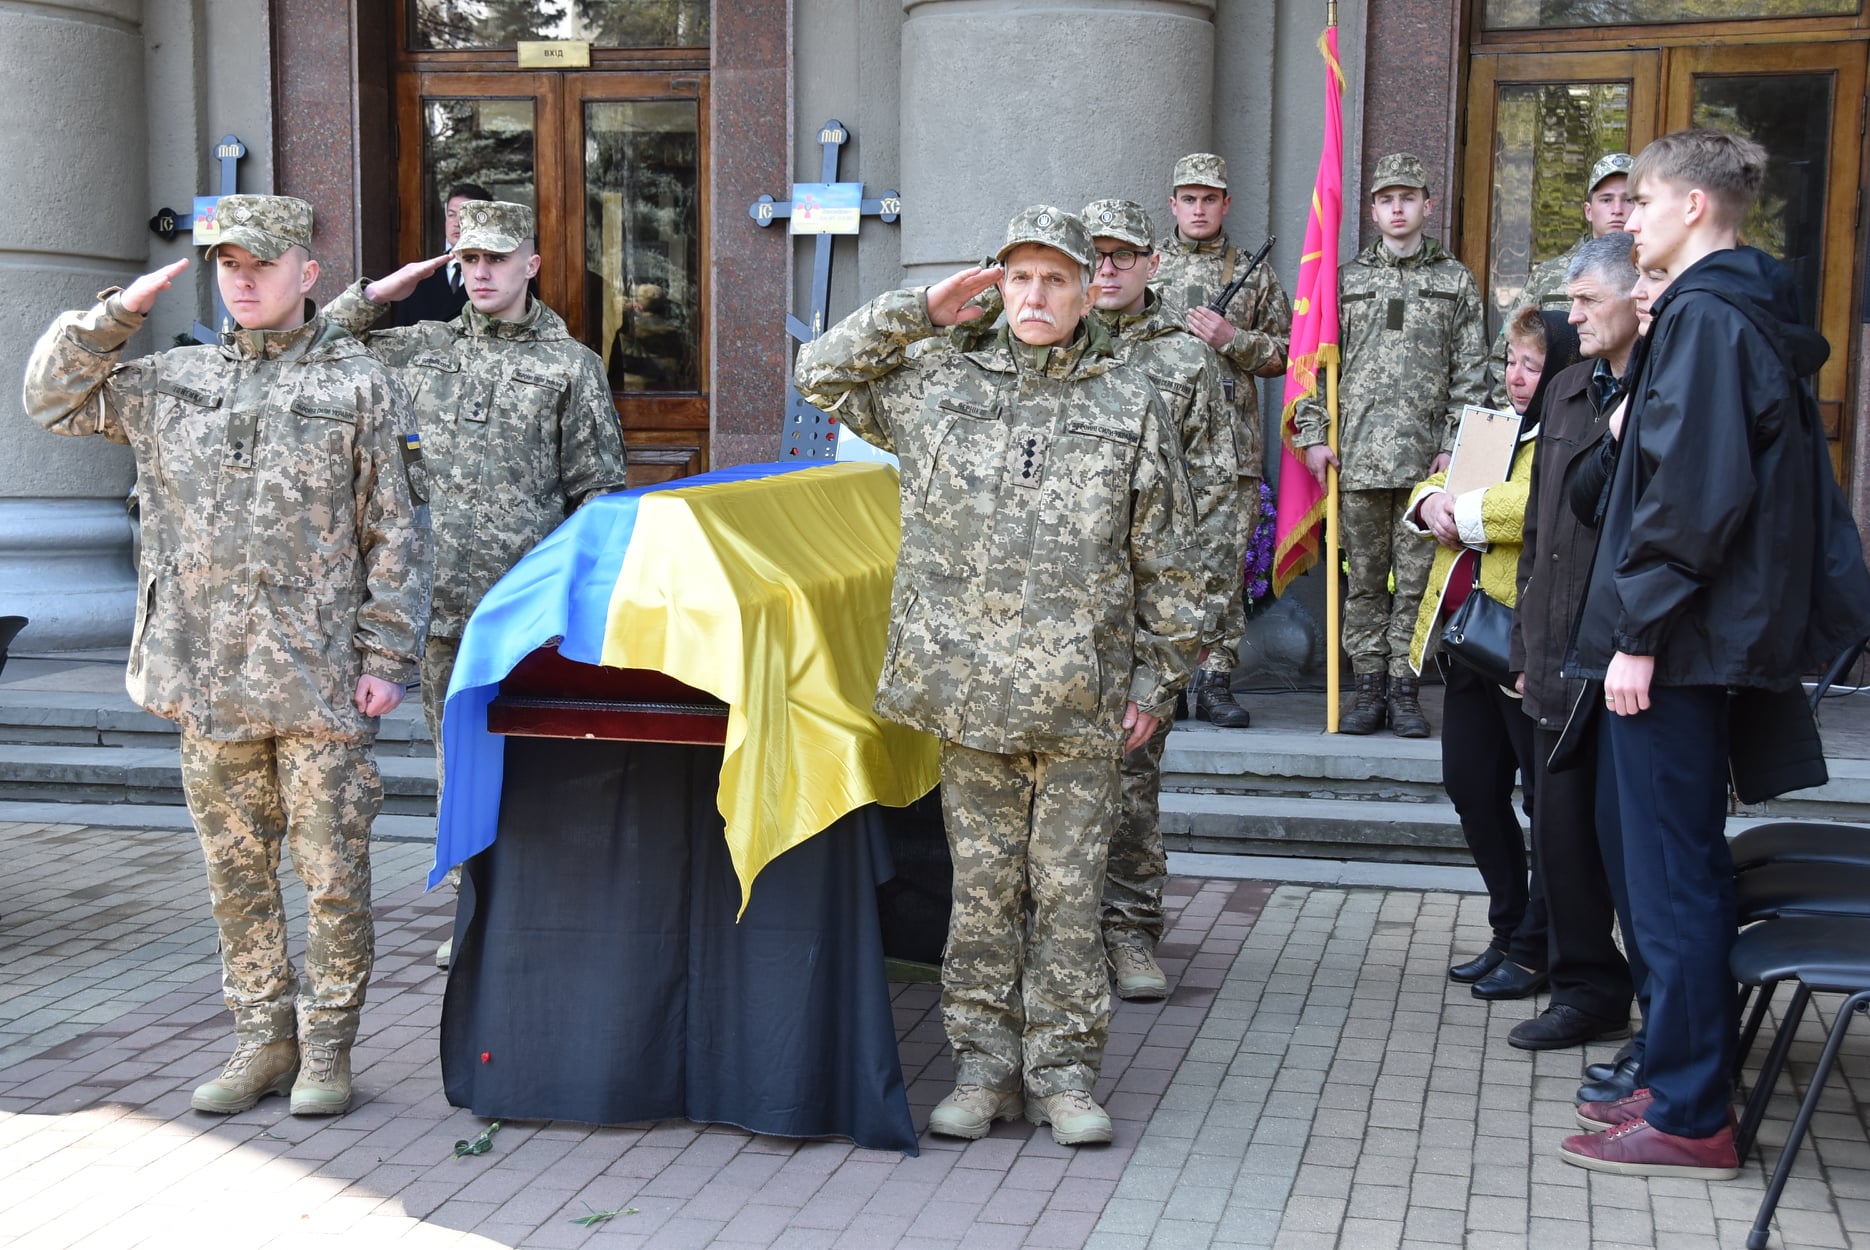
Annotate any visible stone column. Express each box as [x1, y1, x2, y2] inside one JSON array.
[[898, 0, 1216, 285], [0, 1, 147, 650]]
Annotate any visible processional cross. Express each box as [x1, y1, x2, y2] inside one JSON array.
[[749, 120, 902, 460]]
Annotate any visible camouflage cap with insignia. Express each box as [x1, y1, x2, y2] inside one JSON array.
[[454, 200, 536, 254], [1080, 199, 1154, 250], [996, 205, 1093, 268], [208, 195, 314, 260], [1171, 153, 1228, 191], [1369, 152, 1430, 194], [1588, 152, 1634, 193]]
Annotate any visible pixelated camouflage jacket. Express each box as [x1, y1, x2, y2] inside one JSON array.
[[1487, 233, 1585, 405], [22, 294, 432, 742], [1095, 292, 1243, 641], [1293, 236, 1488, 491], [794, 286, 1203, 758], [1152, 229, 1294, 478], [325, 284, 629, 637]]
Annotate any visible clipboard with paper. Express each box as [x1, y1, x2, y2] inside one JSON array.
[[1444, 404, 1524, 495]]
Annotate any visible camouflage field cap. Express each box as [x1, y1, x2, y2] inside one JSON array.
[[1369, 152, 1430, 193], [208, 195, 314, 260], [1080, 199, 1154, 250], [454, 200, 536, 253], [995, 206, 1094, 269], [1589, 152, 1634, 193], [1171, 153, 1228, 191]]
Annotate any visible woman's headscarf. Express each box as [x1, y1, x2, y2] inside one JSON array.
[[1523, 309, 1583, 425]]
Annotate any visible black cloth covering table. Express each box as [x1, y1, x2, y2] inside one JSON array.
[[438, 736, 922, 1153]]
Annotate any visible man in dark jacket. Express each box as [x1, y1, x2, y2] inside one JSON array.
[[1558, 129, 1870, 1178], [1508, 238, 1640, 1057]]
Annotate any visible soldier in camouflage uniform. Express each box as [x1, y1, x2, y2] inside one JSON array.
[[1293, 154, 1488, 736], [794, 207, 1202, 1147], [21, 195, 432, 1118], [1486, 153, 1633, 403], [1153, 153, 1293, 729], [1079, 198, 1237, 1004], [323, 201, 629, 966]]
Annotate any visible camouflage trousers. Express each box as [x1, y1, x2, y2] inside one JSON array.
[[1340, 487, 1436, 678], [1103, 719, 1171, 950], [939, 742, 1115, 1097], [420, 635, 463, 893], [1202, 475, 1261, 674], [179, 733, 382, 1047]]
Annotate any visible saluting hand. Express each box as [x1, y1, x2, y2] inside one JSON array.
[[120, 259, 191, 316], [926, 265, 1005, 328], [365, 254, 452, 306], [1184, 306, 1236, 352]]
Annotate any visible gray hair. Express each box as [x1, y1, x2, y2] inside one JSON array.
[[1567, 231, 1638, 298]]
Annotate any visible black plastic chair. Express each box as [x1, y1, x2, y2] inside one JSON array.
[[1730, 821, 1870, 874], [1732, 861, 1870, 1069], [1727, 915, 1870, 1250], [0, 615, 26, 678]]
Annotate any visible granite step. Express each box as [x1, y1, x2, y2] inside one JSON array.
[[0, 743, 437, 815]]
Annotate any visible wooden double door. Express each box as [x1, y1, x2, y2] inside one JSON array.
[[1462, 41, 1866, 477], [395, 69, 710, 484]]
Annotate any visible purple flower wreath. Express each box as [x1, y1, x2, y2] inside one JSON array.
[[1242, 479, 1277, 614]]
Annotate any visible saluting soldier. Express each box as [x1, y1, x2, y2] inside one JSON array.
[[1293, 153, 1488, 737], [1486, 153, 1633, 403], [794, 207, 1202, 1147], [1079, 197, 1237, 1004], [22, 195, 433, 1117], [325, 200, 630, 966], [1152, 153, 1293, 729]]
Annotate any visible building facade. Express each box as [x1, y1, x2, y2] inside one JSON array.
[[4, 0, 1866, 649]]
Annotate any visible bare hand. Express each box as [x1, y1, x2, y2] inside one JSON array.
[[120, 259, 192, 316], [355, 674, 407, 717], [365, 254, 451, 305], [1514, 672, 1526, 695], [1430, 452, 1452, 475], [1608, 397, 1628, 441], [1417, 492, 1460, 548], [1184, 306, 1236, 352], [1604, 651, 1653, 717], [927, 266, 1005, 328], [1122, 701, 1160, 753], [1304, 443, 1340, 487]]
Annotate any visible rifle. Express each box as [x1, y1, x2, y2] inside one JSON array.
[[1208, 236, 1276, 315]]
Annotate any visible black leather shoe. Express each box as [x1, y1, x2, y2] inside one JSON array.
[[1507, 1003, 1631, 1051], [1584, 1038, 1639, 1083], [1449, 948, 1506, 984], [1471, 960, 1548, 1000], [1576, 1053, 1642, 1105]]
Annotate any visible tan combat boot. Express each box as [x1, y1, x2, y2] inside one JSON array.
[[1108, 943, 1169, 1001], [289, 1041, 353, 1116], [190, 1038, 299, 1114], [927, 1084, 1023, 1139], [1026, 1089, 1115, 1146], [1389, 676, 1430, 739], [1339, 672, 1387, 735]]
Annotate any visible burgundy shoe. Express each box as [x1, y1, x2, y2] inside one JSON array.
[[1575, 1086, 1652, 1130], [1559, 1119, 1742, 1180]]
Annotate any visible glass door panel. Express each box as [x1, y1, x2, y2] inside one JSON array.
[[407, 0, 709, 50], [1461, 52, 1661, 338]]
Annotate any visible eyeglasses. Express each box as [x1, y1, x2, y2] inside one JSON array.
[[1094, 248, 1152, 271]]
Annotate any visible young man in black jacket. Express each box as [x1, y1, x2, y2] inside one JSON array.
[[1558, 129, 1870, 1178]]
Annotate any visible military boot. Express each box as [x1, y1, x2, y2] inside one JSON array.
[[1194, 671, 1251, 728], [927, 1084, 1023, 1139], [1026, 1089, 1115, 1146], [1109, 943, 1169, 1001], [289, 1041, 353, 1116], [190, 1038, 299, 1114], [1389, 676, 1431, 739], [1339, 672, 1388, 735]]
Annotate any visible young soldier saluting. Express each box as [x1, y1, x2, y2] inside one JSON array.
[[325, 201, 630, 966], [1079, 197, 1238, 1003], [1295, 153, 1488, 736], [1153, 153, 1293, 729], [22, 195, 433, 1117]]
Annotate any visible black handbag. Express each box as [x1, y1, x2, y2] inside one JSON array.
[[1440, 579, 1515, 688], [1728, 685, 1828, 804]]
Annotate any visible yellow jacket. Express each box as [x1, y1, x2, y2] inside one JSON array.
[[1405, 427, 1537, 675]]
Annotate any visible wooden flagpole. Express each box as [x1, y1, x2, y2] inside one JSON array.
[[1324, 0, 1342, 733]]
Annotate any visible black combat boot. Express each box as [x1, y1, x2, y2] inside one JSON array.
[[1389, 675, 1430, 738], [1340, 672, 1387, 735], [1195, 671, 1251, 728]]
